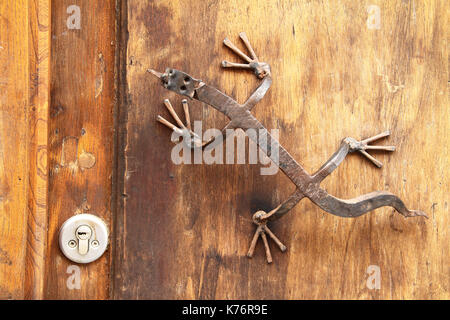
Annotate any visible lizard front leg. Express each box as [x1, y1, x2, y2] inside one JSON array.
[[156, 98, 236, 150]]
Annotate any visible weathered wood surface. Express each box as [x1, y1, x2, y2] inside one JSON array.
[[0, 0, 50, 299], [115, 0, 448, 299], [25, 0, 51, 300], [0, 0, 447, 300], [44, 0, 115, 299], [0, 0, 116, 300]]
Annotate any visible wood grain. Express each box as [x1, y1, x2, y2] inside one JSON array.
[[0, 0, 116, 300], [25, 0, 51, 300], [0, 0, 31, 299], [44, 0, 115, 299], [115, 0, 448, 299], [0, 0, 50, 300]]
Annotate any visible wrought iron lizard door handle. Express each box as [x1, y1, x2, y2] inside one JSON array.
[[149, 32, 427, 264]]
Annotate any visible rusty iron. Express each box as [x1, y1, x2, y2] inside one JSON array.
[[149, 32, 427, 264]]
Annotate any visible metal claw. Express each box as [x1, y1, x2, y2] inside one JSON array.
[[365, 145, 396, 151], [181, 99, 191, 130], [221, 60, 253, 69], [223, 37, 253, 63], [247, 226, 262, 258], [361, 130, 390, 144], [164, 99, 186, 129], [239, 32, 258, 62], [264, 226, 287, 252], [156, 115, 183, 135], [260, 231, 272, 264], [359, 149, 383, 168]]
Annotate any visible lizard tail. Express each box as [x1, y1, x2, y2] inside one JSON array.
[[307, 189, 428, 219]]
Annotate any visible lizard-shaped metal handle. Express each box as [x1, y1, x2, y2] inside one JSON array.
[[149, 32, 427, 264]]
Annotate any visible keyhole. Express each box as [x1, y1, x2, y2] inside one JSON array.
[[75, 225, 92, 255]]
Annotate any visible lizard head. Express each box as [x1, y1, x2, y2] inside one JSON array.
[[148, 68, 204, 99]]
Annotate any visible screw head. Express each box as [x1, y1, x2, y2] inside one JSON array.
[[91, 240, 99, 248], [68, 240, 77, 248]]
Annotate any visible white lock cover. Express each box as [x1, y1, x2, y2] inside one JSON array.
[[59, 213, 109, 264]]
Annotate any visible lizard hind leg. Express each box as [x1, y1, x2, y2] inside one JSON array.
[[247, 210, 287, 264], [347, 131, 396, 168]]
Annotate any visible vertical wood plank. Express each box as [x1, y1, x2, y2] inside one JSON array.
[[25, 0, 51, 300], [115, 0, 448, 299], [0, 0, 31, 299], [45, 0, 115, 299]]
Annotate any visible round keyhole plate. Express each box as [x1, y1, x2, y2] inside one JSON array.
[[59, 213, 109, 264]]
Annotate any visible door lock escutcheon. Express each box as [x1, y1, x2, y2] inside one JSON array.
[[59, 214, 108, 264]]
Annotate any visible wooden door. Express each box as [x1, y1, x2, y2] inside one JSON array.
[[0, 0, 448, 299]]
